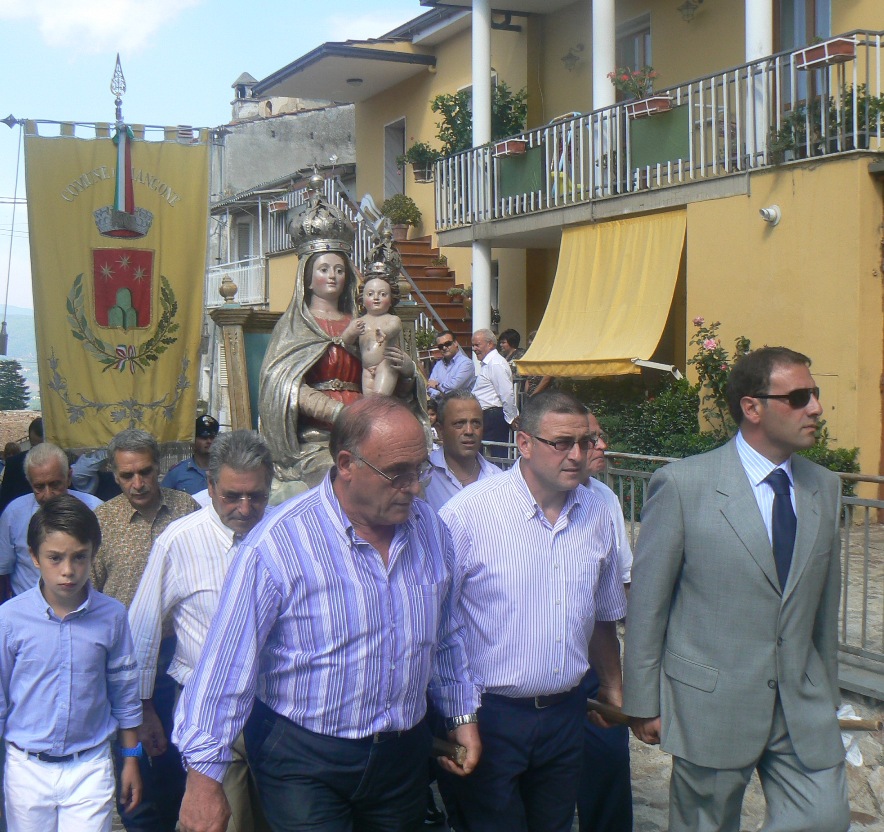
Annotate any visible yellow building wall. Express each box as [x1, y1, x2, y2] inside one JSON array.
[[354, 25, 528, 234], [685, 157, 882, 470], [267, 251, 299, 313]]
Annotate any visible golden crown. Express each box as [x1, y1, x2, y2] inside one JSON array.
[[289, 173, 354, 257]]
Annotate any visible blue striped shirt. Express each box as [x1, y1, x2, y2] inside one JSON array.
[[734, 432, 796, 544], [174, 472, 480, 782], [440, 460, 627, 698], [0, 583, 142, 755]]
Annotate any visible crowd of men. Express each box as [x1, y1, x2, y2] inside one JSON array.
[[0, 341, 850, 832]]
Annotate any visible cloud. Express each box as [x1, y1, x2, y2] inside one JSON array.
[[0, 0, 203, 53]]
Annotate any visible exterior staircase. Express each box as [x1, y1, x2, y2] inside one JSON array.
[[399, 236, 472, 349]]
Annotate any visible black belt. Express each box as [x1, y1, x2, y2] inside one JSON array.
[[482, 406, 503, 413], [483, 688, 578, 710], [10, 741, 102, 763]]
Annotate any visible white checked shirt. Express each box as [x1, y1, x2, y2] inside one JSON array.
[[735, 431, 796, 545], [128, 504, 239, 698]]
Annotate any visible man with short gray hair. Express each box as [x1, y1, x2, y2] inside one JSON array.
[[0, 442, 103, 596], [471, 328, 517, 445], [92, 427, 199, 832], [129, 430, 274, 831]]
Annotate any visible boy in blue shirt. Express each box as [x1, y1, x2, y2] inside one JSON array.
[[0, 494, 142, 831]]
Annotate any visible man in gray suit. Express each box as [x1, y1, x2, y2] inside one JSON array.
[[623, 346, 848, 832]]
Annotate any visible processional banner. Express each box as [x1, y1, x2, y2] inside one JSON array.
[[24, 124, 209, 451]]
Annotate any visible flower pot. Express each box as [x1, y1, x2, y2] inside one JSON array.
[[390, 224, 409, 242], [795, 37, 856, 71], [493, 138, 528, 157], [625, 95, 672, 120], [425, 266, 450, 277], [411, 164, 434, 183]]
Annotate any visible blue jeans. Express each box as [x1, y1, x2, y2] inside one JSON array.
[[440, 688, 585, 832], [577, 668, 633, 832], [116, 638, 185, 832], [244, 699, 429, 832]]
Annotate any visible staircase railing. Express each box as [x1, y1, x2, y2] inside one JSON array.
[[267, 177, 447, 334]]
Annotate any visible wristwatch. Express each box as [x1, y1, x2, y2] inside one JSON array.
[[444, 713, 478, 732], [120, 742, 143, 758]]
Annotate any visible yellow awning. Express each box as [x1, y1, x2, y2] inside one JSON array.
[[516, 210, 686, 377]]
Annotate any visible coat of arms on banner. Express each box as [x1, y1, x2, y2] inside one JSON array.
[[92, 248, 153, 329]]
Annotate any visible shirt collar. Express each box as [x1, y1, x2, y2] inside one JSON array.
[[735, 431, 794, 486], [319, 469, 417, 546], [205, 503, 236, 546], [507, 458, 584, 521], [33, 580, 96, 619]]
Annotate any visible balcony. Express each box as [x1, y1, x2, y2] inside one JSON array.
[[435, 31, 884, 233], [205, 256, 266, 307]]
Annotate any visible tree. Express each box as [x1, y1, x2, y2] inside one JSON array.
[[0, 360, 30, 410]]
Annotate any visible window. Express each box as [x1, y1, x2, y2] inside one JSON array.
[[235, 219, 252, 262], [614, 17, 652, 102], [776, 0, 831, 51]]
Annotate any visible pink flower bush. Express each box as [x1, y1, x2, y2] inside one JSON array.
[[607, 66, 659, 100], [703, 338, 717, 350], [692, 316, 705, 326]]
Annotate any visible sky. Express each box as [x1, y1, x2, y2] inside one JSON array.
[[0, 0, 425, 310]]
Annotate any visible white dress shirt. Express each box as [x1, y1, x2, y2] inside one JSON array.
[[735, 430, 795, 545], [472, 349, 518, 424], [128, 504, 238, 698], [588, 478, 633, 584]]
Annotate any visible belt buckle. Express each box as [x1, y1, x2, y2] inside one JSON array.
[[534, 696, 548, 709]]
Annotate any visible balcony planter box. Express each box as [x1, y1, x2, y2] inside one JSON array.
[[493, 138, 529, 157], [795, 37, 856, 71], [268, 200, 289, 213], [624, 95, 672, 120], [411, 164, 434, 183]]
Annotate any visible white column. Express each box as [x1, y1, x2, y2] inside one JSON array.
[[471, 0, 492, 333], [745, 0, 774, 162], [592, 0, 616, 110]]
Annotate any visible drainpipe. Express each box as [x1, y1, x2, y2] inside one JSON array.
[[471, 0, 492, 338], [745, 0, 774, 162]]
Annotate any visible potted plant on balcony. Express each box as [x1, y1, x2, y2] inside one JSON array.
[[425, 255, 450, 277], [381, 194, 422, 241], [397, 141, 441, 183], [795, 36, 856, 71], [609, 66, 671, 119], [432, 82, 528, 155], [447, 285, 472, 319]]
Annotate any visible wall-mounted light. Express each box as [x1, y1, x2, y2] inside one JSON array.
[[346, 78, 363, 87], [760, 205, 782, 226], [561, 44, 584, 72], [678, 0, 705, 22]]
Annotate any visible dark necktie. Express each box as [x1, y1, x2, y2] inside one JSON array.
[[765, 468, 796, 590]]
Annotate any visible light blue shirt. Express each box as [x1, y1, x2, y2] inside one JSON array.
[[162, 457, 208, 495], [440, 460, 627, 698], [0, 491, 104, 597], [0, 583, 142, 755], [423, 447, 502, 512], [734, 432, 795, 545], [428, 348, 476, 398]]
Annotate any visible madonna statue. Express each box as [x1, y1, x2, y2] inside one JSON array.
[[258, 177, 422, 486]]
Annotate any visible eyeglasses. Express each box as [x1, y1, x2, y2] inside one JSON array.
[[753, 387, 820, 409], [218, 490, 270, 507], [530, 434, 596, 453], [436, 340, 455, 350], [351, 453, 433, 490], [588, 431, 609, 446]]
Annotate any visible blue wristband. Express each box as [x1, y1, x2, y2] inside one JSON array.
[[121, 742, 143, 758]]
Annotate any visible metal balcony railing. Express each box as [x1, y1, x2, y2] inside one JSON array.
[[436, 30, 884, 231], [205, 256, 266, 307]]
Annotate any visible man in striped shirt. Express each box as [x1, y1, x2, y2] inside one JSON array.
[[439, 390, 627, 832], [128, 430, 274, 832], [175, 397, 481, 832]]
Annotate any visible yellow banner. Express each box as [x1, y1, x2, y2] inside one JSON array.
[[24, 128, 208, 450]]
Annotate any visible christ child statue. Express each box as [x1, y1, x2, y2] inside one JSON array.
[[342, 274, 403, 396]]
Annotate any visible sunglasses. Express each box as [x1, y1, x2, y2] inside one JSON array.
[[753, 387, 820, 409], [436, 340, 455, 349]]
